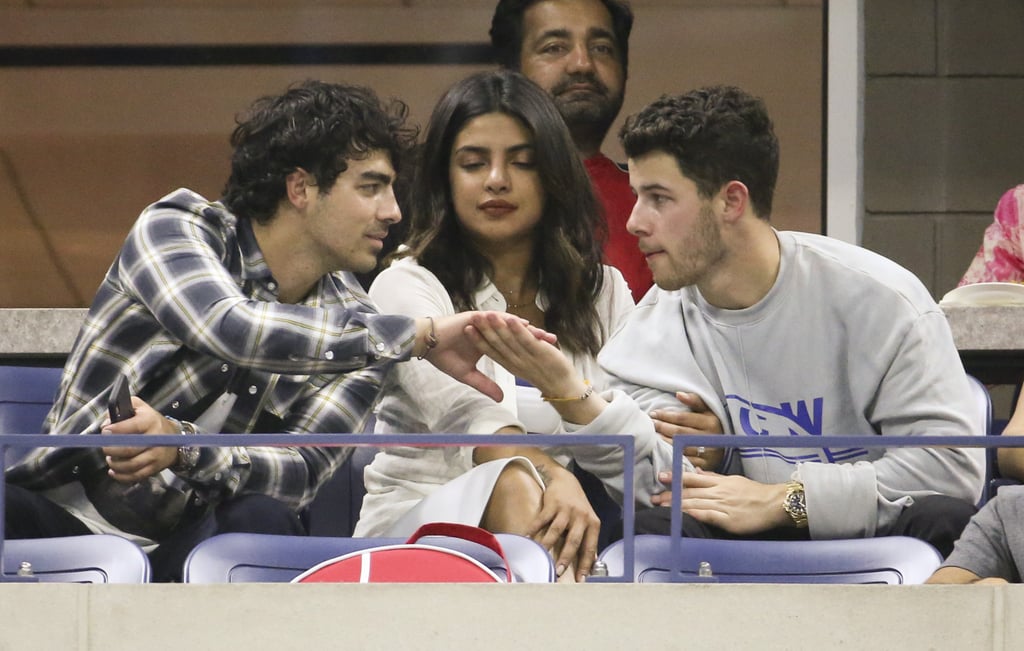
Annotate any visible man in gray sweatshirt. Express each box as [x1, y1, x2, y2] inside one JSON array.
[[469, 84, 984, 557]]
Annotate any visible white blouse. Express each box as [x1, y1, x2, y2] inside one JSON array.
[[355, 257, 636, 536]]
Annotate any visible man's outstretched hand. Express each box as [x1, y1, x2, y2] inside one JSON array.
[[419, 312, 557, 402]]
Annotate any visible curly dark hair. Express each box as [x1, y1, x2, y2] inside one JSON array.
[[222, 80, 417, 224], [490, 0, 633, 73], [400, 70, 607, 356], [619, 85, 779, 219]]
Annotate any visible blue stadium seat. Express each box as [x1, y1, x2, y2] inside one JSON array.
[[2, 534, 151, 583], [965, 374, 995, 505], [0, 365, 61, 434], [306, 445, 377, 537], [599, 534, 941, 584], [0, 365, 62, 465], [183, 531, 555, 583], [966, 374, 1024, 502]]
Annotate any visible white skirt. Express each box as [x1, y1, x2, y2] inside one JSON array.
[[383, 456, 544, 538]]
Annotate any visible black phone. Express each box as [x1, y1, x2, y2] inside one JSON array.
[[107, 372, 135, 423]]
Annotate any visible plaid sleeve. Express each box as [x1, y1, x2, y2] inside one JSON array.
[[116, 193, 416, 374]]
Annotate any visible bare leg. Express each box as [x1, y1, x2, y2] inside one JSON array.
[[479, 461, 577, 583]]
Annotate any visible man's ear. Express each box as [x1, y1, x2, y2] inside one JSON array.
[[719, 180, 750, 223], [285, 168, 315, 209]]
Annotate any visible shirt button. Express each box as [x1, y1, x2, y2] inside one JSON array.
[[171, 401, 180, 410], [325, 351, 334, 360], [72, 465, 80, 476], [268, 281, 277, 291], [248, 385, 258, 395], [221, 364, 229, 373], [375, 342, 385, 352], [214, 472, 222, 481]]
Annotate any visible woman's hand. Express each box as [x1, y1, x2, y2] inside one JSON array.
[[527, 465, 602, 581], [417, 312, 557, 402]]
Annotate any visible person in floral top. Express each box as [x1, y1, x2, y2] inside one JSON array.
[[959, 185, 1024, 285]]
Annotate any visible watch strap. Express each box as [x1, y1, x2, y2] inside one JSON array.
[[783, 480, 808, 528]]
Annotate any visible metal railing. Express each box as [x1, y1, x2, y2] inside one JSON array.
[[3, 430, 1022, 583], [0, 432, 637, 583]]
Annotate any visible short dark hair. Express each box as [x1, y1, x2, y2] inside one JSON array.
[[620, 85, 779, 219], [489, 0, 633, 73], [222, 80, 417, 224], [400, 70, 607, 356]]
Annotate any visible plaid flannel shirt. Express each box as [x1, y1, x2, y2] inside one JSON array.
[[8, 188, 416, 543]]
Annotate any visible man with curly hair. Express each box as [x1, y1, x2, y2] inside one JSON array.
[[470, 85, 984, 557], [5, 80, 517, 581]]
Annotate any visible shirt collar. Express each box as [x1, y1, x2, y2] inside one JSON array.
[[234, 215, 274, 284]]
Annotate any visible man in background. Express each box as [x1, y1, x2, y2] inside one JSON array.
[[491, 0, 652, 301]]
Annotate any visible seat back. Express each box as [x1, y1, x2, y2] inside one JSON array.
[[0, 365, 62, 434], [306, 445, 377, 537], [0, 365, 63, 465], [964, 374, 1010, 505], [966, 374, 992, 437], [598, 534, 941, 584], [304, 410, 378, 537], [2, 534, 151, 583], [183, 531, 555, 583]]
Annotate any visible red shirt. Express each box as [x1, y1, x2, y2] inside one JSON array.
[[585, 153, 653, 302]]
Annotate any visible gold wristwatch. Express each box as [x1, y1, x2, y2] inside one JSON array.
[[783, 480, 808, 528]]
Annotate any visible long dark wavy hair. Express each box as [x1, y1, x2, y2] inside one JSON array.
[[400, 70, 607, 356]]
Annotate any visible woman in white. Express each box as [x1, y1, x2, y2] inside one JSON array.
[[354, 70, 635, 581]]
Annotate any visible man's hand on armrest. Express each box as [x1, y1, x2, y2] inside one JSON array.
[[651, 469, 792, 535]]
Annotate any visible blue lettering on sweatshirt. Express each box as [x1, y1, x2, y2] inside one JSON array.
[[727, 394, 824, 437], [726, 394, 867, 464]]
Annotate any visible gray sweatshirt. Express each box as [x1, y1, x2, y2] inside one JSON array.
[[588, 230, 985, 539]]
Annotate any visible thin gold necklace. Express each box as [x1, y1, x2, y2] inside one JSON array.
[[499, 286, 536, 310]]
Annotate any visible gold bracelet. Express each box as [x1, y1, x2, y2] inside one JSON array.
[[541, 381, 594, 403], [417, 316, 438, 360]]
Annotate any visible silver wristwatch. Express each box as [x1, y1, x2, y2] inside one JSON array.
[[166, 416, 200, 471]]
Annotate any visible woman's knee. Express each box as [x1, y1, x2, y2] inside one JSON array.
[[480, 462, 544, 534]]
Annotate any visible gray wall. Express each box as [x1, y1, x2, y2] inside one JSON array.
[[863, 0, 1024, 300]]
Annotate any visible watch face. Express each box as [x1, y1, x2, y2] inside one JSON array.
[[784, 483, 807, 526], [178, 446, 200, 470]]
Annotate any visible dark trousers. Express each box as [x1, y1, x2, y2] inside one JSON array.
[[4, 484, 306, 582], [632, 494, 977, 558]]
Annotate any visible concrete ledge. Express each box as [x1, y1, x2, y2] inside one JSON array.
[[0, 583, 1017, 650], [0, 308, 83, 357], [2, 306, 1020, 357], [944, 305, 1024, 351]]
